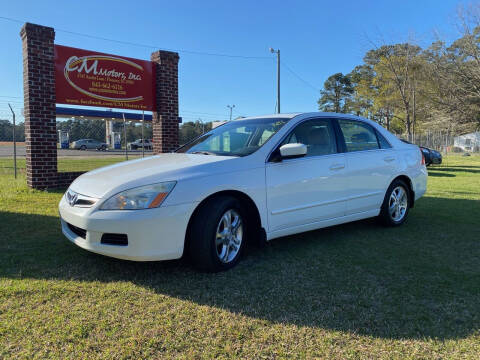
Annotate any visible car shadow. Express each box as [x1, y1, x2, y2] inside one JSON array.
[[1, 196, 479, 341], [436, 165, 480, 169], [427, 170, 455, 177], [430, 166, 480, 174]]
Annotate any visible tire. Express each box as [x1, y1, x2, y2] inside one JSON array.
[[378, 179, 411, 226], [80, 145, 86, 150], [187, 196, 248, 272]]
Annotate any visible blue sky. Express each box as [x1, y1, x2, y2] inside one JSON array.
[[0, 0, 463, 123]]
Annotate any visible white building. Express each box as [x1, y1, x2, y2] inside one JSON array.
[[454, 132, 480, 152]]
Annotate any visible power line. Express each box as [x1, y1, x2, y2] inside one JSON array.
[[181, 110, 229, 117], [0, 101, 23, 105], [0, 15, 271, 60], [281, 61, 320, 92]]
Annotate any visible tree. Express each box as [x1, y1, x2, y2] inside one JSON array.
[[367, 44, 423, 137], [179, 121, 212, 145], [317, 73, 354, 113], [422, 18, 480, 131], [320, 4, 480, 138], [0, 120, 25, 142]]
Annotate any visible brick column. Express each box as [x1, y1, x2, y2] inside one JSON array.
[[150, 50, 180, 154], [20, 23, 57, 189]]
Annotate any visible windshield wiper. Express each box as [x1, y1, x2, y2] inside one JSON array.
[[190, 151, 218, 156]]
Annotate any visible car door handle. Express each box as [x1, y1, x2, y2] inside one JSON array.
[[329, 164, 345, 171], [384, 156, 395, 162]]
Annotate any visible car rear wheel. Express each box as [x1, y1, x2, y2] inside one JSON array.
[[379, 179, 410, 226], [187, 196, 247, 272]]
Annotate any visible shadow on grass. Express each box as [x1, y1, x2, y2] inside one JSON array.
[[427, 171, 455, 177], [1, 196, 479, 340], [436, 165, 480, 169], [430, 167, 480, 174]]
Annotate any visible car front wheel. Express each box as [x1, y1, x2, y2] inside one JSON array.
[[187, 196, 247, 272], [379, 179, 410, 226]]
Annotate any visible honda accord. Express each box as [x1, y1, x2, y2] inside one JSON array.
[[59, 113, 427, 271]]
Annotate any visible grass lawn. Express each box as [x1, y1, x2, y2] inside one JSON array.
[[1, 155, 479, 359]]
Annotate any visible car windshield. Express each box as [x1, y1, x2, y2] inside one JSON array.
[[176, 117, 290, 157]]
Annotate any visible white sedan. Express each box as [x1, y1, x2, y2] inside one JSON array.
[[59, 113, 427, 271]]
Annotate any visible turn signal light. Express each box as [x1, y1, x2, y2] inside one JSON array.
[[148, 192, 168, 208], [420, 149, 425, 165]]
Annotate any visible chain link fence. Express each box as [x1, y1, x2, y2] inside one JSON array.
[[2, 112, 479, 178], [400, 130, 480, 153], [0, 116, 155, 176], [56, 118, 153, 153], [0, 116, 23, 177]]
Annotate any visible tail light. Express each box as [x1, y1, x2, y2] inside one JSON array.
[[420, 149, 425, 165]]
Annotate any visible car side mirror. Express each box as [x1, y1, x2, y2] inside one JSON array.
[[279, 143, 307, 159]]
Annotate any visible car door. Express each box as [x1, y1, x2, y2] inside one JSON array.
[[265, 118, 348, 232], [337, 119, 396, 215]]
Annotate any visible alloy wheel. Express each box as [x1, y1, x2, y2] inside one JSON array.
[[388, 186, 408, 222], [215, 209, 243, 263]]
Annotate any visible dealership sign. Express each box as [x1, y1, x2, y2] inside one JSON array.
[[55, 45, 155, 111]]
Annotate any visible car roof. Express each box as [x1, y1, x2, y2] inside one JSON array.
[[236, 112, 376, 122], [235, 113, 300, 121]]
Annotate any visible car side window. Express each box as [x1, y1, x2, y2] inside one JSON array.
[[282, 119, 337, 157], [338, 119, 380, 152], [376, 130, 392, 149]]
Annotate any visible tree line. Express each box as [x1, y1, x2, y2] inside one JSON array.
[[0, 118, 212, 146], [318, 5, 480, 137], [0, 120, 25, 142]]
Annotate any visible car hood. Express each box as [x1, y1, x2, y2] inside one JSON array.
[[69, 153, 236, 198]]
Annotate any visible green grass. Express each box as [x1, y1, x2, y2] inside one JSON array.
[[1, 155, 480, 359], [0, 156, 141, 174]]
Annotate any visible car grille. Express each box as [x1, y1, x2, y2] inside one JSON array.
[[67, 222, 86, 239], [101, 233, 128, 246], [65, 189, 98, 208]]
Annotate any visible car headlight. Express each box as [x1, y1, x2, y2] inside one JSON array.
[[100, 181, 176, 210]]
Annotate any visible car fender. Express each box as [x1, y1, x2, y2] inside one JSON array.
[[388, 148, 427, 202], [165, 166, 268, 230]]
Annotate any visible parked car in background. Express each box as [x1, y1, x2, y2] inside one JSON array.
[[128, 139, 152, 150], [71, 139, 108, 151], [60, 112, 427, 272], [420, 146, 442, 166]]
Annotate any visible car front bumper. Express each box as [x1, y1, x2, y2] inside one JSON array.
[[59, 195, 197, 261]]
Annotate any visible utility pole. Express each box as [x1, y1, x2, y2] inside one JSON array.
[[141, 110, 145, 158], [227, 104, 235, 121], [270, 48, 280, 113], [8, 104, 17, 179], [122, 113, 128, 160], [197, 118, 205, 134]]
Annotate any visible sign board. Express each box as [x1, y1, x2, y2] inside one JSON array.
[[55, 45, 155, 111]]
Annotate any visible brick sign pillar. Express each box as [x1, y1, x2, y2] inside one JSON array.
[[151, 50, 180, 154], [20, 23, 57, 189]]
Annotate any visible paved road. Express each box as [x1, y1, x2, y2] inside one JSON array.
[[0, 144, 153, 157]]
